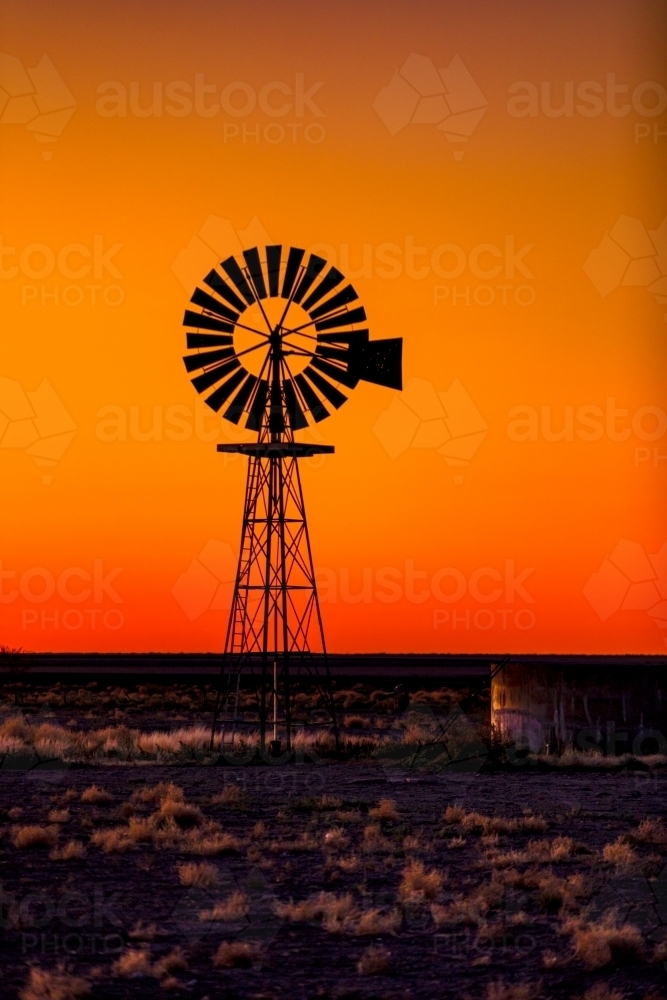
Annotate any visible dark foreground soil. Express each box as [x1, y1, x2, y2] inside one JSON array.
[[1, 758, 666, 1000]]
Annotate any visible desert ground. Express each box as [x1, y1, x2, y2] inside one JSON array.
[[1, 681, 666, 1000]]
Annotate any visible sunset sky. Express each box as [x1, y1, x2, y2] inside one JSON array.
[[0, 0, 665, 653]]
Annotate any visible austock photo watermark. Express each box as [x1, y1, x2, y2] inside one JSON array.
[[319, 559, 537, 634], [1, 882, 125, 960], [0, 53, 75, 160], [506, 398, 667, 470], [506, 73, 667, 135], [0, 376, 76, 485], [169, 542, 537, 634], [0, 235, 125, 307], [95, 73, 326, 145], [169, 214, 537, 309], [0, 559, 125, 633]]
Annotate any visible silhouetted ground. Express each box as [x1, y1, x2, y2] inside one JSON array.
[[1, 757, 667, 1000]]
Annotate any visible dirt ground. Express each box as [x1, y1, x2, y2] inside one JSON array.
[[1, 757, 667, 999]]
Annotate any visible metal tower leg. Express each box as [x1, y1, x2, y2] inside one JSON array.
[[210, 449, 339, 755]]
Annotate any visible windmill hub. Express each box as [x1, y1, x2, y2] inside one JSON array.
[[180, 244, 403, 754]]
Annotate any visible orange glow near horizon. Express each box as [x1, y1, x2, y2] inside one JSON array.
[[0, 0, 665, 654]]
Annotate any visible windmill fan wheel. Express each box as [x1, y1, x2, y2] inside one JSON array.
[[182, 244, 402, 432]]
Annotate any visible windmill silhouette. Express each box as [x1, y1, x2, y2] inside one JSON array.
[[182, 245, 402, 754]]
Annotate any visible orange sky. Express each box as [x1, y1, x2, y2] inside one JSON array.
[[0, 0, 665, 653]]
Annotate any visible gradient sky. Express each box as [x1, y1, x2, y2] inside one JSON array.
[[0, 0, 665, 653]]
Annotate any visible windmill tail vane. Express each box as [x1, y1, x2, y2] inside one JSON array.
[[181, 243, 403, 754]]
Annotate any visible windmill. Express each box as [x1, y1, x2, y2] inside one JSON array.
[[181, 245, 403, 754]]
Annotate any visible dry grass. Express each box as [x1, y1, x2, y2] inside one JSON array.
[[362, 823, 394, 853], [344, 714, 368, 728], [47, 809, 70, 823], [211, 784, 244, 805], [275, 891, 400, 935], [19, 965, 90, 1000], [353, 908, 402, 935], [111, 943, 186, 984], [322, 826, 350, 850], [628, 817, 667, 846], [13, 825, 58, 849], [128, 921, 158, 941], [50, 840, 85, 861], [332, 809, 362, 823], [580, 985, 626, 1000], [213, 940, 256, 968], [112, 946, 153, 977], [90, 826, 134, 853], [447, 835, 466, 848], [130, 781, 184, 804], [177, 861, 220, 887], [200, 892, 249, 922], [369, 798, 399, 821], [80, 785, 113, 804], [602, 838, 637, 868], [152, 947, 188, 979], [185, 831, 240, 855], [484, 980, 542, 1000], [398, 860, 444, 903], [357, 944, 391, 975], [431, 873, 509, 928], [270, 832, 318, 853], [445, 806, 547, 837], [488, 836, 576, 867], [90, 786, 237, 856], [338, 855, 361, 872], [562, 912, 644, 969]]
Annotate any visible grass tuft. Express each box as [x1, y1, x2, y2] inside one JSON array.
[[177, 861, 219, 887], [357, 944, 391, 975], [80, 785, 113, 804], [199, 892, 249, 922], [563, 912, 644, 969], [369, 798, 399, 821], [13, 825, 58, 849], [19, 966, 90, 1000], [213, 940, 256, 968], [50, 840, 86, 861], [398, 860, 444, 903]]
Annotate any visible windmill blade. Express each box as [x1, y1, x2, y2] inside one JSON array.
[[186, 332, 233, 349], [221, 256, 256, 305], [183, 347, 235, 372], [310, 355, 359, 390], [316, 344, 353, 363], [266, 245, 282, 296], [191, 357, 241, 393], [309, 284, 359, 320], [317, 329, 369, 345], [293, 254, 327, 303], [205, 367, 248, 412], [315, 306, 367, 331], [282, 247, 305, 299], [203, 269, 246, 312], [282, 378, 309, 431], [295, 373, 329, 422], [352, 337, 403, 390], [246, 378, 269, 430], [242, 248, 267, 299], [301, 266, 344, 311], [183, 309, 235, 334], [190, 287, 239, 322], [223, 373, 258, 424], [302, 366, 348, 408]]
